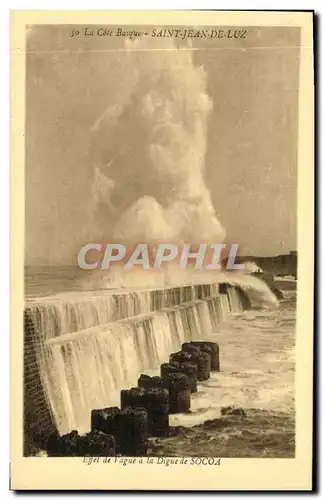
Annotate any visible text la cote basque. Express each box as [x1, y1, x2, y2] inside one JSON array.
[[81, 27, 248, 39]]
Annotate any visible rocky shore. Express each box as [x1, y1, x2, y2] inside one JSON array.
[[148, 407, 295, 458]]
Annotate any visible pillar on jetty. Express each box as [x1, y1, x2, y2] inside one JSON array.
[[169, 350, 211, 381], [91, 406, 148, 456], [182, 341, 220, 372], [138, 373, 191, 414], [91, 406, 119, 436], [162, 373, 191, 413], [117, 407, 148, 456], [47, 429, 116, 457], [181, 343, 201, 356], [161, 361, 198, 393], [121, 387, 169, 437]]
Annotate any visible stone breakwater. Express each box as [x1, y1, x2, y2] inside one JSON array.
[[46, 331, 295, 459], [24, 283, 250, 455], [47, 340, 221, 457]]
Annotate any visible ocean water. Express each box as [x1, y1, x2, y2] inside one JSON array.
[[154, 290, 296, 457], [25, 265, 94, 297], [172, 291, 295, 425]]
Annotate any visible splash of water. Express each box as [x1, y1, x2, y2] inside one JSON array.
[[90, 37, 225, 249], [25, 271, 277, 347], [40, 290, 243, 434], [25, 285, 200, 339]]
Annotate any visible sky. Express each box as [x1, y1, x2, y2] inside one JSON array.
[[25, 25, 300, 264]]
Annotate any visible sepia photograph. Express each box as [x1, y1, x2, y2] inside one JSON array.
[[10, 10, 314, 491]]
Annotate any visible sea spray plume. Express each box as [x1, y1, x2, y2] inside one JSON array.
[[90, 36, 225, 247], [242, 261, 263, 274], [82, 39, 279, 309]]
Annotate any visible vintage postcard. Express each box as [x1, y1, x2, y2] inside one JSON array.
[[10, 10, 314, 490]]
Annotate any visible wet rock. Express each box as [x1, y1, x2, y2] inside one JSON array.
[[168, 379, 191, 413], [47, 431, 62, 457], [170, 350, 211, 381], [53, 430, 80, 456], [183, 341, 220, 371], [169, 350, 192, 364], [117, 407, 148, 456], [195, 351, 211, 380], [181, 343, 201, 356], [91, 406, 119, 436], [161, 361, 198, 393], [121, 387, 169, 437], [221, 406, 247, 418], [138, 373, 191, 414], [47, 429, 115, 457], [138, 374, 162, 390], [79, 430, 116, 456], [91, 406, 148, 456]]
